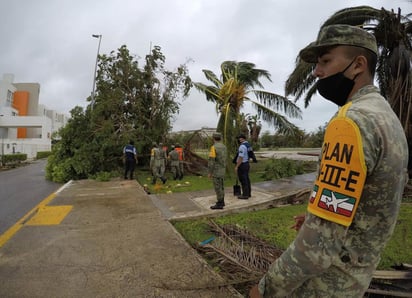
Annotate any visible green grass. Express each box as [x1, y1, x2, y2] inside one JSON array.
[[137, 158, 317, 195], [173, 204, 307, 250], [378, 203, 412, 268]]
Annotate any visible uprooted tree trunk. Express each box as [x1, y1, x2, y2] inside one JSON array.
[[180, 130, 210, 176], [182, 145, 208, 175]]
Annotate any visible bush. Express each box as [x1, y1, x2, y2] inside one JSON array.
[[2, 153, 27, 165], [36, 151, 52, 159], [261, 157, 305, 180], [91, 171, 118, 182], [45, 156, 77, 183]]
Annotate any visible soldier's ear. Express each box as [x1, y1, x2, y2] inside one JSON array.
[[353, 55, 367, 75]]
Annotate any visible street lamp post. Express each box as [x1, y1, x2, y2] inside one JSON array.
[[91, 34, 102, 109]]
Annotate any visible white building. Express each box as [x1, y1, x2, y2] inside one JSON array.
[[0, 73, 69, 159]]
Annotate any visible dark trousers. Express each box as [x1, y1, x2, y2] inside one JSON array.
[[124, 159, 136, 179], [237, 162, 251, 197]]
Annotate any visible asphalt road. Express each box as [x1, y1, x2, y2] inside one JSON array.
[[0, 159, 62, 235]]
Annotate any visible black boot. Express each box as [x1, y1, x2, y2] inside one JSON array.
[[161, 177, 167, 184], [210, 201, 225, 210]]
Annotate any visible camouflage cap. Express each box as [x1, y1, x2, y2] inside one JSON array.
[[213, 132, 222, 139], [299, 24, 378, 63]]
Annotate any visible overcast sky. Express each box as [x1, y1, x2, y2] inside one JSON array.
[[1, 0, 410, 133]]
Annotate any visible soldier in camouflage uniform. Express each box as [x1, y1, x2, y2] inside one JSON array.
[[159, 143, 167, 178], [149, 142, 157, 177], [168, 145, 181, 180], [250, 24, 409, 297], [152, 143, 167, 185], [208, 133, 227, 210]]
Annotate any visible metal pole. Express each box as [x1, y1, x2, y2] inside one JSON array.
[[91, 34, 102, 109]]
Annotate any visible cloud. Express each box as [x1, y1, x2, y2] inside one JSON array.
[[0, 0, 408, 133]]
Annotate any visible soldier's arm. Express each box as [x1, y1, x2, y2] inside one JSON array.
[[208, 146, 216, 176], [258, 213, 347, 296]]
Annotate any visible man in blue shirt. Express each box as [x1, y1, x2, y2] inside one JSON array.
[[234, 134, 251, 199], [123, 140, 137, 180]]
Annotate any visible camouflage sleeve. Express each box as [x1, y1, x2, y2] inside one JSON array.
[[258, 213, 347, 297], [346, 109, 379, 176]]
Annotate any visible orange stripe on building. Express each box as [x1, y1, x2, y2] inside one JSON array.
[[13, 91, 29, 138]]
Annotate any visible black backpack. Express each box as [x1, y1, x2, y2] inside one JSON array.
[[232, 142, 258, 163]]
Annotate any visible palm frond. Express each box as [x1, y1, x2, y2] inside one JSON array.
[[192, 82, 220, 103], [221, 61, 272, 89], [322, 6, 381, 28], [303, 84, 319, 108], [251, 90, 302, 119], [285, 60, 317, 100], [202, 69, 222, 88], [249, 100, 299, 134]]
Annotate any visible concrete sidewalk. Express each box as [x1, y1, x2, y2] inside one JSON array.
[[0, 173, 315, 298]]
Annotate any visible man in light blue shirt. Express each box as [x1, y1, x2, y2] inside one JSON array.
[[234, 134, 251, 199]]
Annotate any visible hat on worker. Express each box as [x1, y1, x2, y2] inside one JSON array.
[[299, 24, 378, 63], [213, 132, 222, 139]]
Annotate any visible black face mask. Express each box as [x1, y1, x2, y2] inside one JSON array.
[[316, 59, 357, 107]]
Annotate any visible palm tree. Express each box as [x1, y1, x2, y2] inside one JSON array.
[[285, 5, 412, 172], [194, 61, 302, 155]]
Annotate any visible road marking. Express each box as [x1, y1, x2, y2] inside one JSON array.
[[26, 205, 73, 225], [0, 181, 73, 248]]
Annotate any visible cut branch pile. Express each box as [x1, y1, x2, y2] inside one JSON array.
[[196, 220, 412, 297], [196, 220, 283, 292]]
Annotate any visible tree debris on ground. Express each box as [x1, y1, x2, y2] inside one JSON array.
[[196, 220, 412, 297]]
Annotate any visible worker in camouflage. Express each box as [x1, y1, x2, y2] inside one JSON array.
[[168, 145, 181, 180], [250, 24, 409, 297], [175, 144, 185, 180], [152, 142, 167, 184], [208, 132, 227, 210], [150, 142, 157, 177]]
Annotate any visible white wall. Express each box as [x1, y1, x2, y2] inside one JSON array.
[[0, 73, 68, 160]]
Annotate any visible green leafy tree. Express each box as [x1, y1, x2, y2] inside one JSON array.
[[260, 131, 275, 148], [285, 5, 412, 169], [303, 124, 327, 148], [46, 45, 191, 182], [194, 61, 302, 157], [46, 106, 93, 182]]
